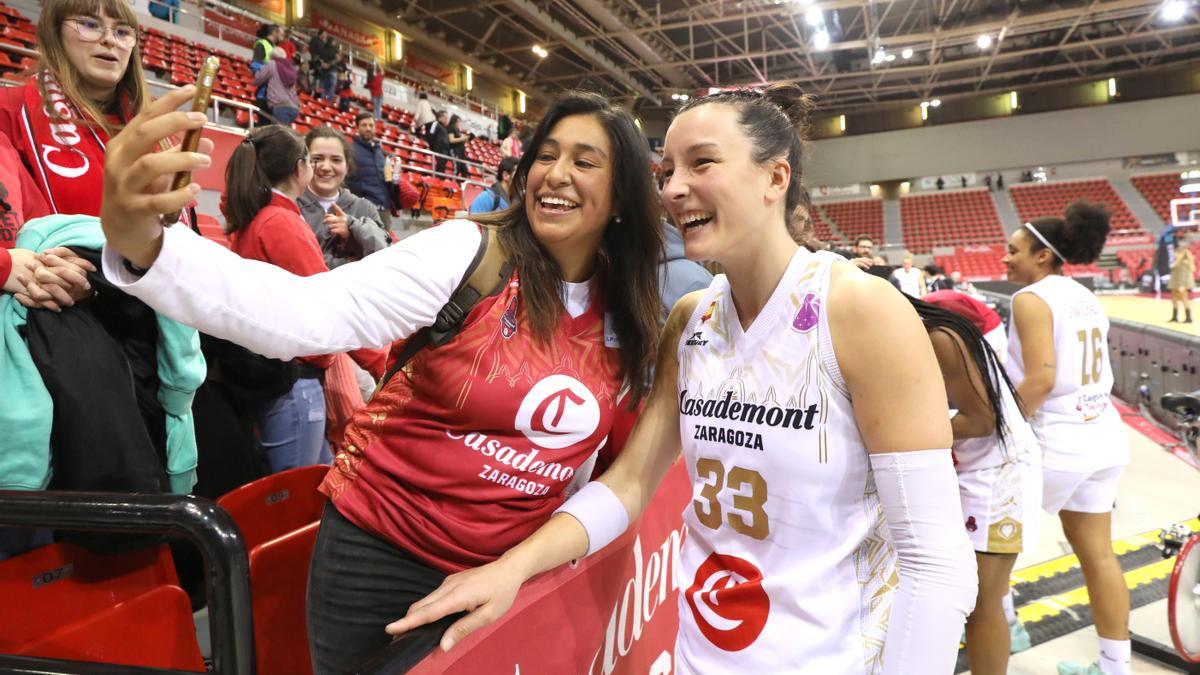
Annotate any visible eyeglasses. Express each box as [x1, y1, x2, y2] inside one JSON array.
[[65, 17, 138, 49]]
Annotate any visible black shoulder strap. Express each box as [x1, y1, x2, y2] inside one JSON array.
[[379, 226, 513, 386]]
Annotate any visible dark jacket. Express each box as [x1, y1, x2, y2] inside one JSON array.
[[308, 35, 337, 74], [425, 121, 451, 158], [346, 135, 390, 209], [297, 188, 389, 268]]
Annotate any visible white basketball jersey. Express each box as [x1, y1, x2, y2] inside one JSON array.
[[674, 249, 896, 675], [1006, 275, 1128, 472]]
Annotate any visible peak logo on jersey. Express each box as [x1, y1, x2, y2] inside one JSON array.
[[700, 301, 717, 324], [685, 331, 709, 347], [791, 292, 820, 333], [685, 552, 770, 652], [515, 375, 601, 450], [500, 296, 519, 339]]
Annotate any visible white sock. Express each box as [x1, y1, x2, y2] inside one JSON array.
[[1097, 636, 1132, 675], [1002, 591, 1017, 624]]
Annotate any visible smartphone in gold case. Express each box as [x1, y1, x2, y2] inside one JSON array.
[[163, 55, 219, 225]]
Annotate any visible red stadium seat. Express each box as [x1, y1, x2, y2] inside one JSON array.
[[0, 542, 204, 671], [216, 464, 327, 552], [247, 522, 320, 675]]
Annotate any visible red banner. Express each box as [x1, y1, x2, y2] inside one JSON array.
[[410, 462, 691, 674], [405, 53, 453, 83], [310, 11, 383, 56]]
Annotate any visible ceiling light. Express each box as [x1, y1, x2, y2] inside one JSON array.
[[930, 98, 941, 107], [977, 34, 993, 49], [805, 7, 823, 26], [885, 53, 896, 62], [1162, 0, 1187, 21], [901, 47, 913, 59], [531, 45, 548, 58], [1107, 77, 1117, 97], [839, 114, 846, 131], [872, 47, 886, 64], [1009, 90, 1018, 109], [813, 30, 831, 50]]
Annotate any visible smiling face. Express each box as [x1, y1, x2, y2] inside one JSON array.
[[523, 113, 615, 271], [308, 136, 348, 198], [660, 104, 784, 262], [1002, 228, 1052, 285], [61, 11, 134, 102]]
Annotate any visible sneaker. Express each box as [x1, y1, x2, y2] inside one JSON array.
[[1009, 619, 1032, 653], [1056, 661, 1103, 675]]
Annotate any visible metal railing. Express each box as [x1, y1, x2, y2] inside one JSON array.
[[0, 491, 254, 675]]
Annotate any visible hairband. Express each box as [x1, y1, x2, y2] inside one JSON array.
[[1023, 221, 1065, 262]]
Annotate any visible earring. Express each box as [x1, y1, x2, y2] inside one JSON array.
[[612, 215, 622, 224]]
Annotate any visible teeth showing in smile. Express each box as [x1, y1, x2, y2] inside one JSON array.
[[679, 211, 714, 229], [540, 196, 579, 210]]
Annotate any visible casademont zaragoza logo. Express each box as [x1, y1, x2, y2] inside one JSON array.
[[515, 375, 600, 449]]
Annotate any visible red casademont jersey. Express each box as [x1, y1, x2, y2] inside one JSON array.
[[320, 271, 627, 573]]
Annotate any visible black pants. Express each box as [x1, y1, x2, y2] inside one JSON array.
[[307, 503, 463, 674]]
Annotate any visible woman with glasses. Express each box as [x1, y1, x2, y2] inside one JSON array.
[[0, 0, 153, 311]]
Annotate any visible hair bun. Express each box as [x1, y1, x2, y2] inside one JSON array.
[[763, 84, 815, 133], [1061, 200, 1110, 264]]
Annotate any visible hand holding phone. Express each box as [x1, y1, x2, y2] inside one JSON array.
[[162, 55, 219, 225]]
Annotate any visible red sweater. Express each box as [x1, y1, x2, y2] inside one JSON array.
[[368, 72, 384, 98], [229, 191, 335, 371]]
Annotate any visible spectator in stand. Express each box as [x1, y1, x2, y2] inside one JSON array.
[[345, 112, 392, 221], [309, 29, 338, 102], [251, 24, 281, 113], [254, 48, 301, 126], [0, 0, 163, 311], [336, 60, 354, 113], [296, 59, 312, 97], [447, 114, 469, 179], [961, 176, 968, 189], [221, 125, 331, 472], [1168, 236, 1194, 323], [997, 174, 1005, 190], [891, 250, 928, 297], [99, 87, 665, 672], [413, 91, 435, 130], [499, 125, 522, 159], [277, 29, 297, 60], [426, 110, 452, 175], [368, 62, 384, 120], [468, 157, 517, 214], [926, 264, 954, 291], [936, 176, 946, 190], [299, 126, 389, 269]]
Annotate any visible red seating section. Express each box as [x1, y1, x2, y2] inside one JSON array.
[[0, 2, 35, 84], [934, 244, 1006, 281], [900, 189, 1004, 253], [1009, 179, 1149, 243], [820, 199, 884, 246], [1131, 172, 1185, 224], [0, 542, 205, 671], [217, 465, 328, 675], [810, 207, 843, 245]]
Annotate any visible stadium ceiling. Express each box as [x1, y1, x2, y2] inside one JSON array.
[[385, 0, 1200, 112]]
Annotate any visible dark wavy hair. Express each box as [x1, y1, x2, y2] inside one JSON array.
[[224, 125, 307, 234], [678, 84, 815, 217], [1025, 200, 1111, 268], [475, 91, 664, 405]]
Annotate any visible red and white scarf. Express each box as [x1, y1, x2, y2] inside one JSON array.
[[16, 74, 114, 216]]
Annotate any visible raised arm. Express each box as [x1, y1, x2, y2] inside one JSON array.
[[829, 265, 977, 675], [98, 87, 478, 360], [385, 291, 702, 651]]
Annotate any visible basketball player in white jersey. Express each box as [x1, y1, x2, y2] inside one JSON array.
[[389, 86, 978, 674], [1004, 202, 1130, 675]]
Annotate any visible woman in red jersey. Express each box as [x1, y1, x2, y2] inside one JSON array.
[[97, 85, 664, 673]]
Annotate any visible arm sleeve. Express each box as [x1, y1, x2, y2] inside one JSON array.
[[347, 214, 389, 257], [870, 449, 977, 675], [468, 191, 493, 215], [102, 219, 483, 360]]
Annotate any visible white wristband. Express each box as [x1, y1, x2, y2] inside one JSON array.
[[553, 481, 629, 557]]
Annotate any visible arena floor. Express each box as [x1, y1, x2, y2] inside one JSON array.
[[1099, 294, 1200, 337]]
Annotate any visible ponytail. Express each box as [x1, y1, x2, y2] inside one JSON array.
[[224, 125, 307, 233]]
